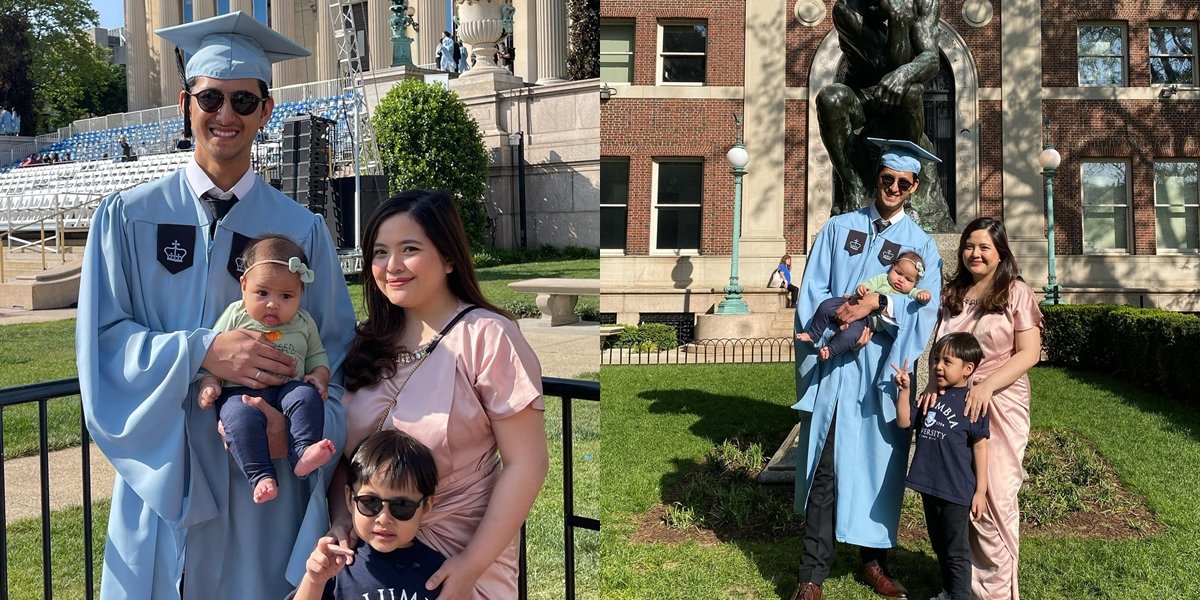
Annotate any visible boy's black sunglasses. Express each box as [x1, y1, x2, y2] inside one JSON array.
[[186, 89, 268, 116], [353, 494, 425, 521]]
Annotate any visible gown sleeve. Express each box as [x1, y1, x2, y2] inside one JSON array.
[[792, 222, 837, 413], [470, 317, 545, 419], [75, 193, 220, 528]]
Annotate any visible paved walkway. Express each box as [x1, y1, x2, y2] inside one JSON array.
[[2, 309, 597, 523]]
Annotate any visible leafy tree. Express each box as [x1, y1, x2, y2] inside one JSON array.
[[85, 63, 128, 117], [567, 0, 598, 80], [372, 78, 490, 250], [0, 0, 109, 132], [0, 10, 36, 135]]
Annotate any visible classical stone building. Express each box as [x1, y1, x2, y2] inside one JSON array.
[[124, 0, 569, 111], [114, 0, 597, 250], [600, 0, 1200, 334]]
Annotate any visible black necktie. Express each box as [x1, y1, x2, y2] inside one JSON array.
[[873, 218, 890, 234], [204, 192, 238, 236]]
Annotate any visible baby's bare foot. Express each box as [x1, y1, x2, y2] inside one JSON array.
[[818, 346, 832, 361], [796, 332, 814, 344], [253, 478, 278, 503], [294, 439, 336, 478]]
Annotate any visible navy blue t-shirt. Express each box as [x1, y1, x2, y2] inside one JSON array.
[[286, 539, 444, 600], [905, 386, 990, 506]]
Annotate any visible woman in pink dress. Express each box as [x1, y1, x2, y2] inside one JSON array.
[[330, 190, 549, 599], [921, 217, 1042, 599]]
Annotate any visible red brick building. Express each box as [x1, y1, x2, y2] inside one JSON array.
[[600, 0, 1200, 334]]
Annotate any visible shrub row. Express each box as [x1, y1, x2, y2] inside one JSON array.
[[614, 323, 679, 352], [472, 244, 599, 268], [1041, 304, 1200, 402]]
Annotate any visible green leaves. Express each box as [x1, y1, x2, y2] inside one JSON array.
[[372, 78, 490, 250]]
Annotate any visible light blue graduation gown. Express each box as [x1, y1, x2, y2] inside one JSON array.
[[791, 208, 942, 548], [76, 171, 356, 599], [439, 38, 457, 71], [0, 110, 11, 134]]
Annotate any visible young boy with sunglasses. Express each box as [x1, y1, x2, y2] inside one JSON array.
[[290, 430, 444, 600]]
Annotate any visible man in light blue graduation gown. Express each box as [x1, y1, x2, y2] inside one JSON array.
[[75, 12, 356, 600], [790, 139, 944, 600]]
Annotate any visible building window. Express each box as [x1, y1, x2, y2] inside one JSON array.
[[1154, 161, 1199, 252], [1081, 161, 1130, 253], [600, 21, 634, 84], [1150, 24, 1196, 85], [658, 22, 707, 85], [601, 159, 630, 252], [652, 160, 703, 252], [1078, 24, 1126, 86]]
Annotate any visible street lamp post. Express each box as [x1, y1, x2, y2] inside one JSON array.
[[716, 118, 751, 315], [1039, 117, 1063, 305]]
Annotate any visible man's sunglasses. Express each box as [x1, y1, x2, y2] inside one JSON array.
[[186, 89, 268, 116], [879, 173, 915, 192], [352, 494, 425, 521]]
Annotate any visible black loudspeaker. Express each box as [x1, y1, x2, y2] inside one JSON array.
[[332, 175, 389, 248], [282, 114, 337, 241]]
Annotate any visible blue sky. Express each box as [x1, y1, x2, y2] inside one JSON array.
[[92, 0, 123, 29], [91, 1, 454, 31]]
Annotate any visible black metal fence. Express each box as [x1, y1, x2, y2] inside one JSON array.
[[601, 337, 796, 365], [0, 376, 599, 600]]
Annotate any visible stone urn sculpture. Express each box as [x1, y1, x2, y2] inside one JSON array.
[[454, 0, 511, 76]]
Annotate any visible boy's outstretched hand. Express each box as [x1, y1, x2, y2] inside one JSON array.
[[971, 491, 987, 520], [297, 536, 353, 594], [890, 359, 911, 391]]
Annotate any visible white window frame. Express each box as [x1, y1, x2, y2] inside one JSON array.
[[650, 159, 703, 255], [1078, 22, 1127, 86], [1149, 22, 1198, 86], [1080, 159, 1132, 255], [1153, 159, 1200, 254], [600, 20, 635, 85], [600, 158, 630, 255], [656, 20, 707, 86]]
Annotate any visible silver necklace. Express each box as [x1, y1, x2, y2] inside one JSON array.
[[395, 333, 443, 364]]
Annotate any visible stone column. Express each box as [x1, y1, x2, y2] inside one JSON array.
[[411, 0, 439, 66], [125, 0, 152, 110], [193, 0, 215, 21], [369, 0, 391, 72], [271, 0, 320, 88], [317, 0, 338, 83], [534, 0, 566, 83], [151, 0, 183, 107], [1000, 0, 1047, 256], [512, 0, 535, 82], [737, 0, 787, 260], [229, 0, 253, 14]]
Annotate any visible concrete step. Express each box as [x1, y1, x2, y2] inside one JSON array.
[[0, 249, 83, 284]]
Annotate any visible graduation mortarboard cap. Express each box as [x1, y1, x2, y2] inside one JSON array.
[[155, 11, 310, 87], [867, 137, 942, 175]]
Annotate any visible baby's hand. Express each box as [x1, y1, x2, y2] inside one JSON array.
[[197, 375, 222, 410], [916, 290, 931, 303], [855, 284, 870, 297], [304, 367, 330, 400], [305, 536, 352, 585], [971, 492, 987, 520]]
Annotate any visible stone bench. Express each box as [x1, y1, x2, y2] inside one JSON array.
[[508, 278, 600, 326]]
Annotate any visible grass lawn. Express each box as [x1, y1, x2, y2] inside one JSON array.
[[601, 363, 1200, 599], [0, 258, 598, 598]]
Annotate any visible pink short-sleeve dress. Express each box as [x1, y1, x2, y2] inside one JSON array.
[[934, 281, 1042, 600], [342, 306, 545, 599]]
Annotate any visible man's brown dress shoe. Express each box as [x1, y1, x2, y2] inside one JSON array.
[[857, 561, 908, 599], [789, 582, 823, 600]]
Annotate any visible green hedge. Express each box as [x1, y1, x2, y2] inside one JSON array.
[[1042, 304, 1200, 401], [614, 323, 679, 352], [473, 244, 599, 269]]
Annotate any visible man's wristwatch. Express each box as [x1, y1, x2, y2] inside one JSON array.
[[877, 294, 888, 312]]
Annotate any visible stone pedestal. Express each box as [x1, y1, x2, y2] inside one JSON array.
[[392, 36, 415, 67], [694, 313, 779, 340]]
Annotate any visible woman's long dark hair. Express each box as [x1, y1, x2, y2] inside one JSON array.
[[344, 190, 510, 391], [942, 217, 1020, 316]]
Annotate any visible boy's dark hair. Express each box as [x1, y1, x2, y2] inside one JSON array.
[[932, 332, 984, 369], [347, 430, 438, 498]]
